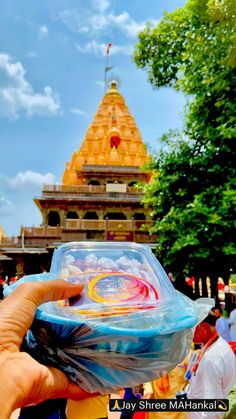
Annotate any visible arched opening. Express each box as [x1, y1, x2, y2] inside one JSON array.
[[84, 211, 99, 220], [88, 180, 100, 185], [66, 211, 79, 219], [133, 213, 146, 220], [48, 211, 61, 226], [104, 212, 127, 220]]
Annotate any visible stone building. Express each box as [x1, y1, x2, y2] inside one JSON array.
[[0, 81, 156, 278]]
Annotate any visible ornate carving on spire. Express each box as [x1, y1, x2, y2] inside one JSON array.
[[62, 81, 149, 184], [63, 162, 79, 185]]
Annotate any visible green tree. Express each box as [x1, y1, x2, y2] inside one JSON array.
[[134, 0, 236, 297]]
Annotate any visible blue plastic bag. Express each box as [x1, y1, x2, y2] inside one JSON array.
[[5, 242, 213, 393]]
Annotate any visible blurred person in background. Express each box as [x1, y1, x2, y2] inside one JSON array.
[[66, 394, 108, 419], [228, 302, 236, 341], [187, 313, 236, 418], [212, 306, 231, 342], [142, 351, 193, 419]]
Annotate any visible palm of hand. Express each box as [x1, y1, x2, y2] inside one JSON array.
[[1, 350, 73, 408], [0, 280, 94, 417]]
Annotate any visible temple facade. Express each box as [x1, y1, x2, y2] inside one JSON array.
[[0, 81, 156, 278]]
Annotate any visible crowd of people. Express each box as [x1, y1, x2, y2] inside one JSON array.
[[0, 277, 236, 419]]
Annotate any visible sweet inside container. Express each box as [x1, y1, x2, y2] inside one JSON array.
[[52, 241, 175, 320], [5, 242, 213, 393]]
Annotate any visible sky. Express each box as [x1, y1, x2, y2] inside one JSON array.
[[0, 0, 187, 236]]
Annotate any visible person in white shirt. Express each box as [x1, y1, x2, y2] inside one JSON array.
[[228, 306, 236, 341], [187, 313, 236, 419]]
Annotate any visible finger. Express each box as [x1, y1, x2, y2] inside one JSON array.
[[45, 367, 100, 401], [0, 280, 83, 350]]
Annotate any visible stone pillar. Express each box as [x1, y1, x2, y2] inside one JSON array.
[[105, 218, 109, 239], [60, 210, 66, 227], [78, 210, 85, 219], [125, 210, 133, 220], [97, 210, 104, 220], [132, 217, 136, 242], [41, 209, 48, 225]]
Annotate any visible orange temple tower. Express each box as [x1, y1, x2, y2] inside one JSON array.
[[0, 81, 156, 277], [63, 80, 148, 184]]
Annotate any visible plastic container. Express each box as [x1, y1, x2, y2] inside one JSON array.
[[5, 242, 213, 393]]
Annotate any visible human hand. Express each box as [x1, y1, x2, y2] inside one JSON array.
[[0, 280, 97, 418]]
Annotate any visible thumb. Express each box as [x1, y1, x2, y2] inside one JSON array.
[[0, 280, 84, 350]]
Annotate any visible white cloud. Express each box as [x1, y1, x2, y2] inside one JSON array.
[[58, 6, 158, 39], [88, 11, 149, 37], [70, 107, 87, 116], [8, 171, 56, 188], [0, 53, 61, 119], [93, 0, 110, 13], [58, 9, 90, 34], [38, 25, 49, 40], [0, 171, 56, 234], [0, 196, 15, 216], [76, 41, 132, 56]]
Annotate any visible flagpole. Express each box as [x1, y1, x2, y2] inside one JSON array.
[[104, 43, 112, 94]]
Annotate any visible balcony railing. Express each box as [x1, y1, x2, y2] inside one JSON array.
[[64, 219, 152, 231], [82, 164, 142, 173], [0, 221, 155, 247], [0, 236, 20, 246], [64, 219, 106, 230], [42, 184, 142, 195], [21, 226, 63, 237]]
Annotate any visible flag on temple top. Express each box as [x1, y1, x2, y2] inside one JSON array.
[[106, 43, 112, 55]]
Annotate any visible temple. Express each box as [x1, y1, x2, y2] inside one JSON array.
[[0, 81, 156, 278]]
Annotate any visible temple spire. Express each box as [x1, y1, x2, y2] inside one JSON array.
[[63, 80, 149, 185]]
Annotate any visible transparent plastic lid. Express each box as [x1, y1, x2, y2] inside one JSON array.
[[4, 241, 213, 337], [50, 242, 176, 318]]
